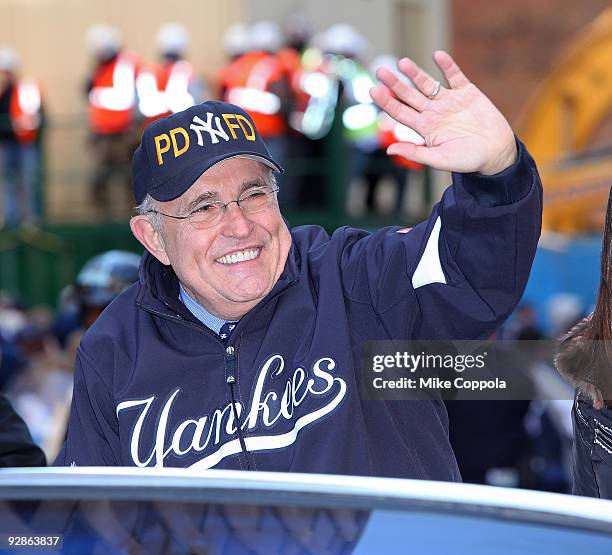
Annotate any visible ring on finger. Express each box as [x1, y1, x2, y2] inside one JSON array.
[[428, 80, 441, 99]]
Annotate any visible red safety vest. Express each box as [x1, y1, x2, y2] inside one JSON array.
[[88, 51, 138, 135], [378, 113, 425, 170], [137, 60, 198, 126], [9, 79, 42, 144], [218, 51, 287, 138]]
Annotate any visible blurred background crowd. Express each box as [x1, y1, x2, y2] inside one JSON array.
[[2, 0, 612, 493], [0, 13, 430, 228]]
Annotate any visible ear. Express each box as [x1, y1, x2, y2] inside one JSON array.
[[130, 215, 171, 266]]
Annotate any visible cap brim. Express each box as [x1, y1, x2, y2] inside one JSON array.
[[148, 151, 284, 203]]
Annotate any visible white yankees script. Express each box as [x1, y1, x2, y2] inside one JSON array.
[[116, 355, 347, 468]]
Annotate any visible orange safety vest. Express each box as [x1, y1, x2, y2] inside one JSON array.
[[378, 113, 424, 170], [88, 51, 138, 135], [9, 79, 42, 144], [219, 51, 287, 138], [277, 47, 302, 93], [137, 60, 197, 126]]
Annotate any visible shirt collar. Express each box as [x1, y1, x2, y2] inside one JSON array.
[[178, 284, 226, 334]]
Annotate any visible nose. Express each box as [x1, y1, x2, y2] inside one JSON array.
[[219, 201, 254, 239]]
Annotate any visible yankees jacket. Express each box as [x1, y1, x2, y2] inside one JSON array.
[[56, 141, 542, 480]]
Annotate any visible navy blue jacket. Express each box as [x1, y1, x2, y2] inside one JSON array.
[[56, 142, 542, 480]]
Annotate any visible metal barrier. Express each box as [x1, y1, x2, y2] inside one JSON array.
[[0, 468, 611, 555]]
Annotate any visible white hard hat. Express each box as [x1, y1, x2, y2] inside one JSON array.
[[321, 23, 367, 59], [0, 47, 18, 72], [223, 22, 251, 57], [156, 23, 189, 56], [86, 24, 122, 57], [250, 21, 283, 53]]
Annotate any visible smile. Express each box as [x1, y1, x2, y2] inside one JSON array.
[[216, 248, 260, 265]]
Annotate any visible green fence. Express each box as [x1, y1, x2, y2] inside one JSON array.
[[0, 224, 141, 306]]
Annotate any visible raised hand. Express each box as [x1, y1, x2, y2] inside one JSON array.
[[370, 50, 517, 175]]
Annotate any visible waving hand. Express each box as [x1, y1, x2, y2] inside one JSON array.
[[370, 51, 517, 176]]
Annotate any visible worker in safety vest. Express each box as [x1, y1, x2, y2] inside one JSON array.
[[218, 22, 292, 189], [137, 23, 207, 127], [276, 14, 330, 208], [286, 30, 338, 143], [319, 24, 378, 212], [0, 47, 44, 228], [85, 24, 139, 215]]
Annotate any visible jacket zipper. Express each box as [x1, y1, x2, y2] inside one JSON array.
[[140, 304, 256, 469], [225, 345, 251, 470]]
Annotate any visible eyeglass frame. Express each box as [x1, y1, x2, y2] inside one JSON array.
[[145, 184, 280, 228]]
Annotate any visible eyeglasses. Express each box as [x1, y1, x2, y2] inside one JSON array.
[[147, 184, 280, 229]]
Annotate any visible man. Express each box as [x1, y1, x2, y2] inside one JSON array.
[[56, 52, 542, 480], [0, 47, 43, 228], [218, 21, 292, 171], [85, 24, 139, 215], [136, 23, 207, 127]]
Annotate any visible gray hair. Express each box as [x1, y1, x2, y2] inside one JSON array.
[[135, 194, 163, 233]]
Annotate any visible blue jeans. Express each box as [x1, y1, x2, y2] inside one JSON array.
[[0, 141, 40, 227], [572, 390, 612, 498]]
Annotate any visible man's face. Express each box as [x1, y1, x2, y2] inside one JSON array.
[[151, 157, 291, 320]]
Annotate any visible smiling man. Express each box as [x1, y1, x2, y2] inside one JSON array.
[[57, 52, 542, 479], [133, 156, 292, 321]]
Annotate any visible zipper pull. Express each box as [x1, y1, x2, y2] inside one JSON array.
[[225, 345, 236, 384]]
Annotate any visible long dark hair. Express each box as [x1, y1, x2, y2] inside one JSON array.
[[556, 187, 612, 396], [585, 186, 612, 343]]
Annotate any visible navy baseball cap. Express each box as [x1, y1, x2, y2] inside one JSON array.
[[132, 100, 283, 205]]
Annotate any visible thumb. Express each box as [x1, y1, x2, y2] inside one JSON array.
[[387, 143, 440, 168]]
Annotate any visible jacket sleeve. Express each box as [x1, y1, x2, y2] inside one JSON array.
[[54, 346, 121, 466], [0, 394, 46, 467], [339, 139, 542, 340]]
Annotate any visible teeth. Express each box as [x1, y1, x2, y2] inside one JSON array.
[[217, 249, 260, 265]]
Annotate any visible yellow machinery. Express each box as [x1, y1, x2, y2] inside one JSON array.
[[518, 7, 612, 232]]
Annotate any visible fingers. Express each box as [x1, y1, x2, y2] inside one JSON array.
[[397, 57, 441, 98], [433, 50, 471, 88], [396, 51, 471, 94], [369, 84, 419, 130], [375, 67, 428, 112]]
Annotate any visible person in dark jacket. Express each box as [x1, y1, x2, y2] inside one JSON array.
[[55, 51, 542, 479], [555, 186, 612, 498], [0, 393, 46, 467]]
